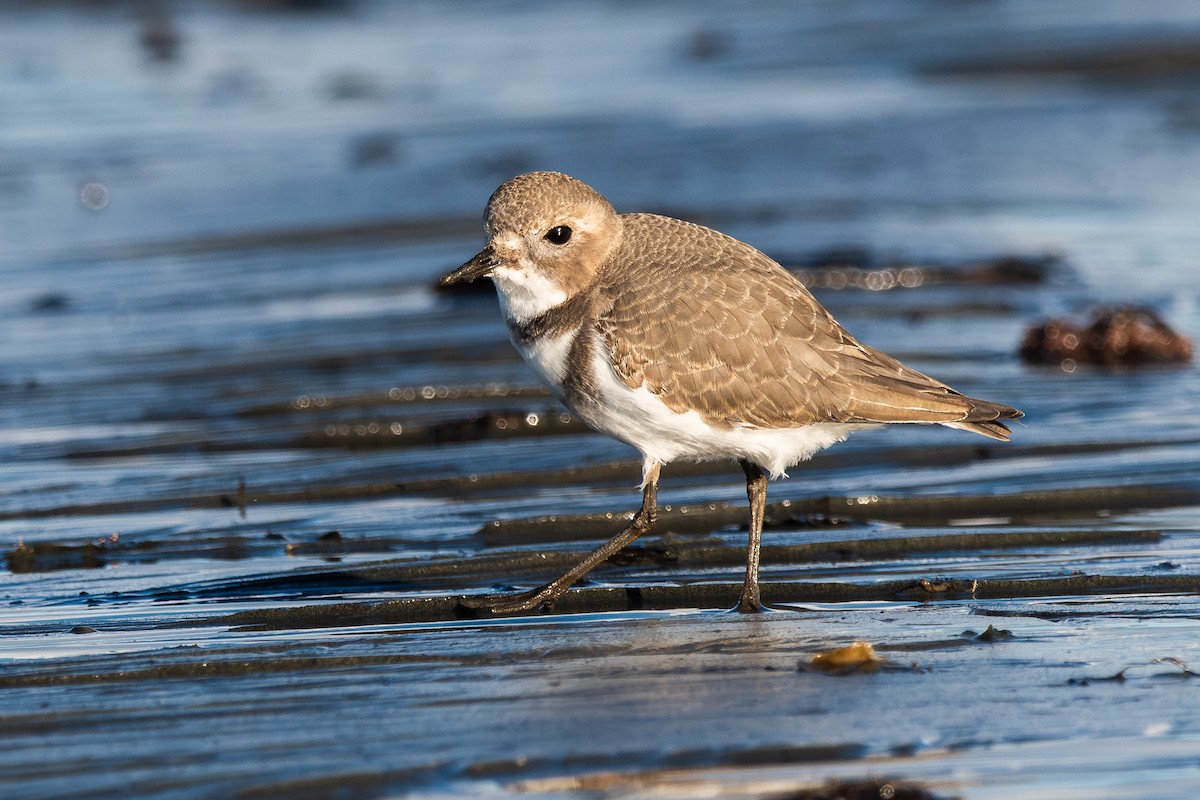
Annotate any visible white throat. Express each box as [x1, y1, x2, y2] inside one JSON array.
[[491, 264, 568, 324]]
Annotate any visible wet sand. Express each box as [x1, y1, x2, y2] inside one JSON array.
[[3, 1, 1200, 798]]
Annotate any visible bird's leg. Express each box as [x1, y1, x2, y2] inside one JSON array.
[[737, 460, 768, 613], [462, 462, 661, 615]]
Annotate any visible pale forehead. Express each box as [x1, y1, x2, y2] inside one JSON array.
[[485, 172, 613, 235]]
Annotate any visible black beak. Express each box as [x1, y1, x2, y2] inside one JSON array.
[[440, 246, 498, 286]]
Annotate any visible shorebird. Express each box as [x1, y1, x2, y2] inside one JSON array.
[[442, 172, 1022, 614]]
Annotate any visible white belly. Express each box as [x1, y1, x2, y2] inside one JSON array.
[[507, 311, 865, 480], [577, 333, 865, 479]]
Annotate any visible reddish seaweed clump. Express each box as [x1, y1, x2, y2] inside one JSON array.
[[1020, 306, 1193, 368]]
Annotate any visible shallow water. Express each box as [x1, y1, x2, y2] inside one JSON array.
[[2, 1, 1200, 798]]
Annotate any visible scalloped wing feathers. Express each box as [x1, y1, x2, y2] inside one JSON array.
[[597, 214, 1020, 440]]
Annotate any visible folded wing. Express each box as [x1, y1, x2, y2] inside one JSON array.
[[598, 214, 1022, 441]]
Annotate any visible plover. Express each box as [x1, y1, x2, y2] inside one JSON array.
[[442, 171, 1022, 614]]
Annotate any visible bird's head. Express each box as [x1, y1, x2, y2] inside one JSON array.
[[441, 172, 623, 323]]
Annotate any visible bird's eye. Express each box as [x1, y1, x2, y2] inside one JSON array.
[[544, 225, 572, 245]]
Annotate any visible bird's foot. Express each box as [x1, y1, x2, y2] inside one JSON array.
[[735, 589, 764, 614], [457, 585, 560, 616]]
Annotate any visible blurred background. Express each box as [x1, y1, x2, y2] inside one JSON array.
[[5, 0, 1200, 289], [3, 2, 1200, 798]]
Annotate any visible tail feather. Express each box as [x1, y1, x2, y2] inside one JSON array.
[[944, 399, 1024, 442], [945, 419, 1014, 442]]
